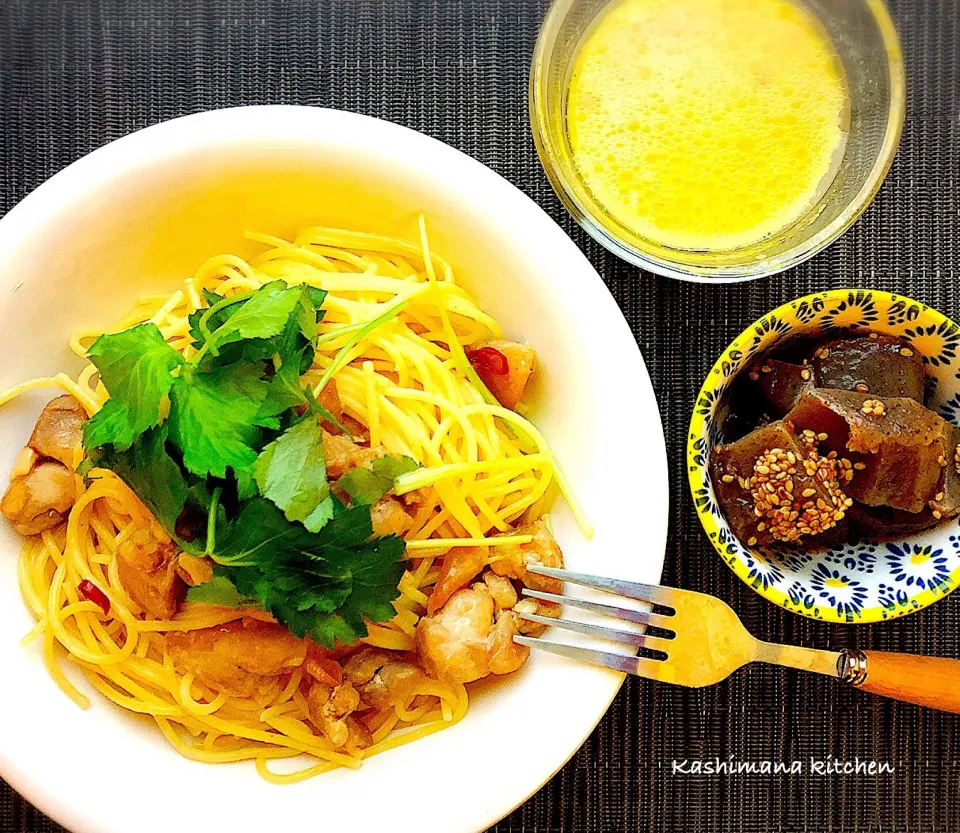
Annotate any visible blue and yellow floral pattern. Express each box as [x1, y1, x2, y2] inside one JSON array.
[[688, 290, 960, 624]]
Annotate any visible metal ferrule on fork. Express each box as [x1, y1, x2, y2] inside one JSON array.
[[837, 648, 869, 685]]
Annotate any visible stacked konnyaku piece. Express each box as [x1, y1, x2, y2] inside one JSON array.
[[711, 334, 960, 549]]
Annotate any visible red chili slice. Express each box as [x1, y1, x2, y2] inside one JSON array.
[[78, 579, 111, 616], [466, 346, 509, 377]]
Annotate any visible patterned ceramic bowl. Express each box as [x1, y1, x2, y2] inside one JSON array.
[[688, 289, 960, 624]]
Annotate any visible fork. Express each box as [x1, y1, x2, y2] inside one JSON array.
[[514, 566, 960, 714]]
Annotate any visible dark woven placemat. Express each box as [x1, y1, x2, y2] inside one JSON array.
[[0, 0, 957, 831]]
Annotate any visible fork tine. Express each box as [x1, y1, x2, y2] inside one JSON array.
[[515, 611, 669, 649], [521, 588, 675, 628], [526, 565, 679, 608], [515, 636, 669, 681]]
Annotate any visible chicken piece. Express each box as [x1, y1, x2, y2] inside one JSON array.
[[482, 573, 517, 611], [116, 528, 186, 619], [175, 553, 214, 587], [322, 430, 383, 479], [9, 447, 37, 480], [166, 618, 307, 697], [342, 648, 385, 686], [28, 395, 87, 469], [370, 496, 415, 538], [345, 715, 374, 750], [1, 396, 88, 536], [1, 461, 78, 535], [400, 487, 428, 511], [427, 546, 487, 614], [304, 651, 344, 687], [358, 659, 422, 711], [343, 648, 423, 710], [481, 570, 557, 637], [415, 582, 529, 683], [477, 563, 560, 638], [487, 610, 528, 675], [490, 519, 564, 594], [513, 597, 561, 636], [479, 340, 537, 411], [306, 680, 366, 748]]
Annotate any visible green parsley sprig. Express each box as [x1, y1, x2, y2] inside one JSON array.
[[83, 281, 414, 647]]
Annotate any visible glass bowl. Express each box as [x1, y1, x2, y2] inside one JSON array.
[[530, 0, 906, 282]]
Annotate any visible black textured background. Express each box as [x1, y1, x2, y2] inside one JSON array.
[[1, 1, 958, 831]]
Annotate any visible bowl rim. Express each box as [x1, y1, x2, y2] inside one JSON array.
[[687, 288, 960, 624], [529, 0, 907, 283], [0, 104, 670, 833]]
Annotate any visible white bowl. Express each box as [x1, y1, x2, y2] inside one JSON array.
[[0, 106, 668, 833]]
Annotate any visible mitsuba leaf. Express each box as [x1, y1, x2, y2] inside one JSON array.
[[200, 281, 307, 358], [322, 535, 406, 626], [83, 323, 184, 451], [303, 497, 335, 531], [211, 498, 310, 567], [187, 289, 231, 349], [190, 284, 327, 420], [211, 498, 404, 648], [86, 283, 403, 650], [87, 424, 188, 533], [257, 287, 327, 416], [313, 502, 375, 546], [168, 363, 277, 479], [185, 574, 254, 607], [254, 417, 332, 532], [338, 454, 419, 506]]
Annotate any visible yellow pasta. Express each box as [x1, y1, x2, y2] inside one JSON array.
[[4, 219, 586, 781]]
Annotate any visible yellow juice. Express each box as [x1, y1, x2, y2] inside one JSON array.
[[568, 0, 850, 251]]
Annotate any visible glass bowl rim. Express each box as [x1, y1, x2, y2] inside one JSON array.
[[528, 0, 907, 283]]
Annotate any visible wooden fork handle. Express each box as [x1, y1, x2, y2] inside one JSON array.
[[840, 649, 960, 714]]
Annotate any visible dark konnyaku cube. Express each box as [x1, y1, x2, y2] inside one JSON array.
[[787, 388, 947, 514], [810, 334, 925, 402], [753, 359, 813, 418], [710, 420, 846, 547]]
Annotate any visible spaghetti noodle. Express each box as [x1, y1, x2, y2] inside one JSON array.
[[5, 218, 584, 781]]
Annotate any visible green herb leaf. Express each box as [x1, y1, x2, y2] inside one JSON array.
[[83, 323, 184, 451], [86, 282, 403, 649], [198, 281, 305, 359], [191, 284, 328, 420], [87, 424, 188, 532], [212, 499, 405, 648], [185, 574, 254, 607], [338, 454, 419, 505], [320, 535, 408, 627], [168, 364, 276, 479], [258, 287, 327, 415], [254, 417, 333, 532], [187, 289, 231, 349], [207, 498, 305, 567], [303, 496, 336, 531]]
